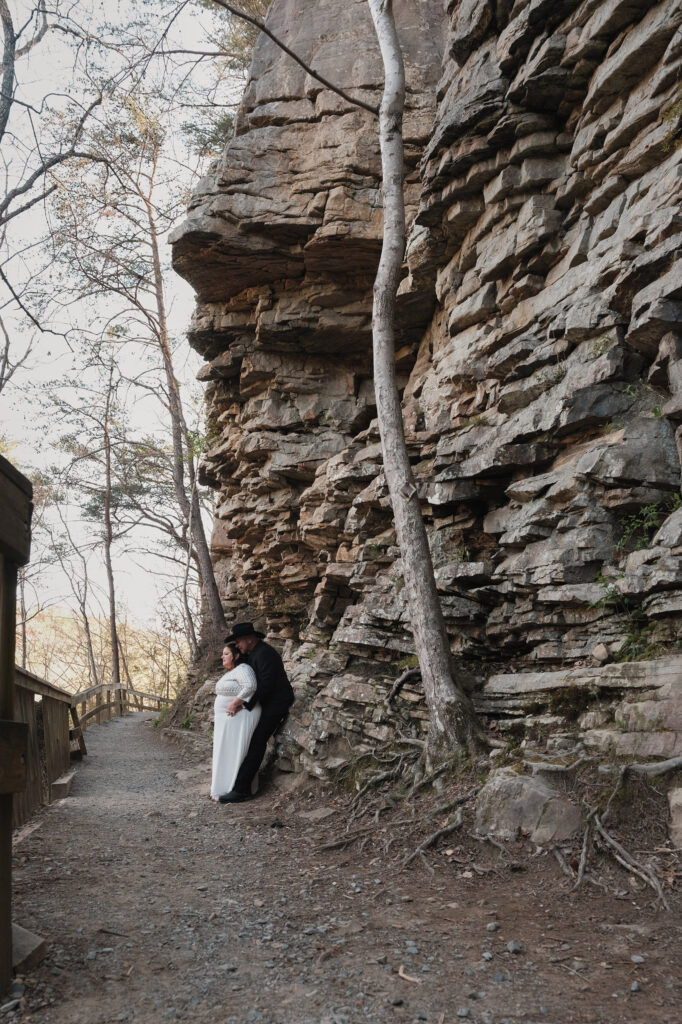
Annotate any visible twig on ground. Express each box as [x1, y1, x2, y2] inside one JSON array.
[[318, 825, 375, 851], [402, 807, 463, 868], [524, 754, 592, 774], [398, 964, 422, 984]]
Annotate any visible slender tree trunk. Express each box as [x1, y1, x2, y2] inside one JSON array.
[[145, 193, 226, 642], [18, 566, 26, 669], [367, 0, 482, 761], [102, 361, 121, 689], [81, 607, 99, 688], [0, 0, 15, 145]]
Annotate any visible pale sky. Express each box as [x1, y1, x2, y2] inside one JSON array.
[[1, 1, 231, 627]]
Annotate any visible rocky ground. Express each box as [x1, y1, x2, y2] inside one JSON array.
[[7, 713, 682, 1024]]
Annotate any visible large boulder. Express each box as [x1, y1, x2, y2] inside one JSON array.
[[475, 767, 582, 844]]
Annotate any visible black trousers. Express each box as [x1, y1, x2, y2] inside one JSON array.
[[233, 700, 292, 795]]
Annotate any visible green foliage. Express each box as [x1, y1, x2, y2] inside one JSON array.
[[615, 494, 682, 553], [534, 364, 566, 385], [395, 654, 419, 671], [592, 334, 616, 357], [589, 573, 625, 610], [613, 625, 662, 663], [180, 715, 192, 729], [456, 414, 488, 430], [451, 546, 471, 562], [661, 86, 682, 153], [180, 112, 235, 158]]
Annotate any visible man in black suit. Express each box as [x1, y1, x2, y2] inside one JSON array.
[[219, 622, 294, 803]]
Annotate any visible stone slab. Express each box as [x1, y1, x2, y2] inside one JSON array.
[[12, 923, 47, 971], [484, 657, 682, 697]]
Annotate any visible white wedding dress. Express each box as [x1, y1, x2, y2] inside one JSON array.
[[210, 664, 261, 799]]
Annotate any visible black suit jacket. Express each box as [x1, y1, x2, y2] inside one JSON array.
[[243, 641, 294, 712]]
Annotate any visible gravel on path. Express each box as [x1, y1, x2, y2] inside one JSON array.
[[9, 713, 682, 1024]]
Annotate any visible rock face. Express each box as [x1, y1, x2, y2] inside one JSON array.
[[172, 0, 682, 774]]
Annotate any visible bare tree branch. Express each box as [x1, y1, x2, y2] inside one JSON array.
[[210, 0, 379, 116]]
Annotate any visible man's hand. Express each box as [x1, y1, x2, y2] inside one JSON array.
[[226, 698, 244, 717]]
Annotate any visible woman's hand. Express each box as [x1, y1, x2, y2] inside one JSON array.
[[226, 698, 244, 716]]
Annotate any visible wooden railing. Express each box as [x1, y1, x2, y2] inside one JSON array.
[[73, 683, 172, 729], [13, 668, 74, 829], [13, 673, 172, 828]]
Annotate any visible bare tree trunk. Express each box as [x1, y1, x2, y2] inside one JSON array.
[[17, 566, 26, 669], [0, 0, 15, 145], [103, 360, 121, 689], [145, 193, 226, 643], [367, 0, 482, 761]]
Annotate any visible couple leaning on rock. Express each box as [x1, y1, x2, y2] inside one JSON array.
[[210, 622, 294, 804]]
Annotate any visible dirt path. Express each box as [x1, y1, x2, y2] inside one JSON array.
[[9, 714, 682, 1023]]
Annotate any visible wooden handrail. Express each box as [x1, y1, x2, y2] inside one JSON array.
[[15, 667, 73, 704], [72, 682, 172, 705], [78, 695, 169, 726]]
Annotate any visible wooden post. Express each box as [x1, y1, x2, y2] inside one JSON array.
[[95, 690, 102, 724], [0, 456, 32, 995], [0, 554, 16, 994]]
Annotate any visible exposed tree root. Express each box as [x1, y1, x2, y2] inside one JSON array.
[[385, 667, 421, 704], [572, 822, 592, 891], [552, 845, 574, 879], [593, 813, 670, 910], [405, 759, 452, 801], [402, 807, 464, 868], [602, 754, 682, 822]]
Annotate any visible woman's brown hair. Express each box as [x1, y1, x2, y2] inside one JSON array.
[[225, 642, 242, 665]]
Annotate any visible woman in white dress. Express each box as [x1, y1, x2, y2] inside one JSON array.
[[210, 644, 261, 800]]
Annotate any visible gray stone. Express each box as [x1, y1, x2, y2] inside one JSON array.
[[475, 769, 581, 844]]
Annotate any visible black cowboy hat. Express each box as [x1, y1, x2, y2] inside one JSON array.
[[224, 621, 266, 643]]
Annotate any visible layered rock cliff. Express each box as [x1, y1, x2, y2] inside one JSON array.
[[171, 0, 682, 773]]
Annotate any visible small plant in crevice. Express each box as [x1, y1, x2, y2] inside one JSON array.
[[589, 573, 626, 611], [661, 85, 682, 153], [615, 494, 682, 553], [613, 624, 663, 663], [395, 654, 419, 671], [451, 545, 471, 562], [180, 715, 192, 729], [592, 334, 616, 358], [455, 413, 488, 430]]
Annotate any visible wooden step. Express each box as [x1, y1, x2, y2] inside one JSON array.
[[50, 770, 76, 801]]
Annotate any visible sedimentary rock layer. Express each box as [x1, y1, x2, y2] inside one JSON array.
[[172, 0, 682, 771]]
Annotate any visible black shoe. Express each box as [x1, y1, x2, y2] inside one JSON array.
[[218, 790, 250, 804]]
